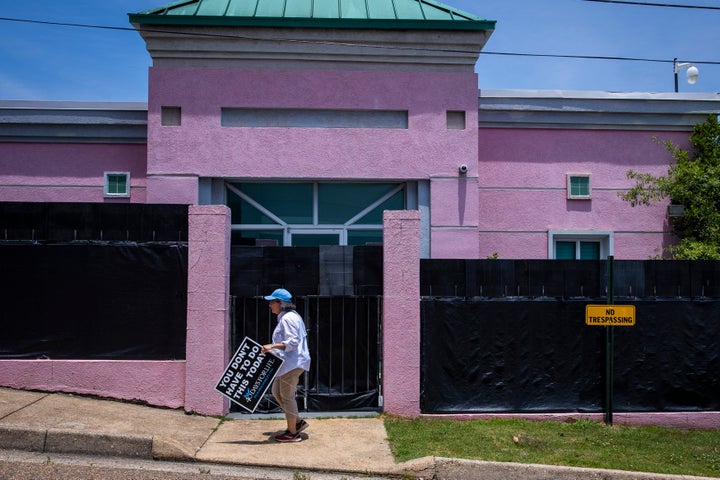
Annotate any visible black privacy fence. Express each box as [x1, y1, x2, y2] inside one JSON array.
[[229, 245, 383, 297], [420, 260, 720, 413], [0, 202, 188, 243], [0, 242, 188, 360], [0, 202, 189, 360], [420, 259, 720, 299]]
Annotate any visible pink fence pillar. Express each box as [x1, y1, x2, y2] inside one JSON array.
[[186, 205, 231, 415], [382, 210, 421, 417]]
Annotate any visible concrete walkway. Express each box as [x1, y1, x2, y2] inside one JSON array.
[[0, 388, 715, 480]]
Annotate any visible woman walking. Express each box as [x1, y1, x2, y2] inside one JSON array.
[[261, 288, 311, 442]]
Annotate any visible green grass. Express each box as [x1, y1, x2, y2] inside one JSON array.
[[384, 417, 720, 478]]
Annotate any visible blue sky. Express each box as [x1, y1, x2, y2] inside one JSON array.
[[0, 0, 718, 101]]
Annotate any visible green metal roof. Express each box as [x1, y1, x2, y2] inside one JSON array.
[[129, 0, 495, 31]]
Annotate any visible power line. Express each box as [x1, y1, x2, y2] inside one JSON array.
[[0, 17, 137, 34], [582, 0, 720, 10], [1, 16, 720, 67], [482, 51, 720, 66], [484, 51, 657, 64]]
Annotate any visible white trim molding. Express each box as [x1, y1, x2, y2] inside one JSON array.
[[479, 89, 720, 131]]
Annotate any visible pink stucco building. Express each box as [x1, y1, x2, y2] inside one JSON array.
[[1, 0, 719, 423]]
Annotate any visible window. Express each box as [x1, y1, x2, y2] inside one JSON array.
[[221, 108, 408, 129], [446, 110, 466, 130], [668, 204, 685, 217], [226, 182, 405, 246], [556, 241, 600, 259], [104, 172, 130, 198], [549, 230, 613, 259], [567, 174, 591, 199], [161, 106, 181, 126]]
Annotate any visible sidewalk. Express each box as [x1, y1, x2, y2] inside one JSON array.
[[0, 387, 716, 480], [0, 387, 399, 476]]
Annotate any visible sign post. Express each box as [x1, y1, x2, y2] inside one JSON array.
[[215, 337, 284, 413], [606, 255, 614, 426], [583, 300, 637, 425], [583, 256, 637, 426]]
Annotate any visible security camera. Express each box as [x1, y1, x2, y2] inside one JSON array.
[[459, 164, 468, 175]]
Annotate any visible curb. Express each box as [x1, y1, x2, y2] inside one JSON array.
[[2, 425, 716, 480], [0, 425, 45, 452], [398, 456, 719, 480], [152, 435, 199, 461], [46, 430, 153, 458], [0, 425, 193, 461]]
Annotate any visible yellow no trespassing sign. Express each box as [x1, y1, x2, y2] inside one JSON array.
[[585, 305, 636, 327]]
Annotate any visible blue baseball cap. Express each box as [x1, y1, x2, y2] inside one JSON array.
[[264, 288, 292, 302]]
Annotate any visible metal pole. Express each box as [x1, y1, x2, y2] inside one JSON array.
[[605, 255, 615, 425], [303, 298, 309, 412], [674, 58, 679, 92]]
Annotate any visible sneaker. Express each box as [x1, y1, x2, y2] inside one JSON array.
[[274, 432, 302, 443], [283, 420, 309, 436], [296, 419, 309, 434]]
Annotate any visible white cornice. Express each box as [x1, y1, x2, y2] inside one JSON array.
[[478, 89, 720, 130], [0, 101, 148, 143], [134, 25, 491, 72]]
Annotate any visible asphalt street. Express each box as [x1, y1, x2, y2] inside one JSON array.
[[0, 450, 395, 480]]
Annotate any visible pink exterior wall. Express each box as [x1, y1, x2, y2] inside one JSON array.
[[477, 128, 691, 259], [146, 68, 479, 250], [382, 210, 421, 417], [146, 175, 200, 204], [148, 68, 477, 179], [0, 143, 147, 203], [185, 205, 231, 415], [431, 177, 480, 258], [0, 360, 185, 409]]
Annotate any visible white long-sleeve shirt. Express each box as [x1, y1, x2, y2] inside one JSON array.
[[272, 310, 311, 377]]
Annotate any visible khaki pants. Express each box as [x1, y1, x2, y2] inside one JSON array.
[[271, 367, 304, 421]]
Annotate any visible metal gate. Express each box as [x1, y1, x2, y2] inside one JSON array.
[[230, 294, 383, 413]]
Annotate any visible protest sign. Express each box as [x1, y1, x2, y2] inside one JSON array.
[[215, 336, 283, 413]]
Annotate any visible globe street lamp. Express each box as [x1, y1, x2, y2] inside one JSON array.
[[674, 58, 699, 92]]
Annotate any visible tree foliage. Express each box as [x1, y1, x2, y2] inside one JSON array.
[[621, 115, 720, 259]]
